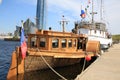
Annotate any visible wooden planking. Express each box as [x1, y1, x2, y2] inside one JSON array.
[[7, 52, 17, 80], [28, 50, 94, 58], [7, 47, 25, 80], [17, 56, 24, 80], [54, 53, 94, 58]]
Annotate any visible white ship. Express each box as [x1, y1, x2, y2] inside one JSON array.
[[72, 0, 112, 51], [74, 21, 112, 50]]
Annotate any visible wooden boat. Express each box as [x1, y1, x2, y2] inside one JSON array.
[[7, 29, 101, 80], [26, 29, 100, 70]]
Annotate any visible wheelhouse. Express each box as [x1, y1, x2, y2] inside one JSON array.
[[27, 30, 87, 52]]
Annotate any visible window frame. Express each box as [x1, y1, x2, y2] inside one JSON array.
[[68, 39, 72, 48], [61, 39, 67, 48], [39, 37, 46, 48], [52, 39, 59, 48]]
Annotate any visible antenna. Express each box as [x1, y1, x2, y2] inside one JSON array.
[[59, 15, 69, 32], [92, 0, 94, 23], [100, 0, 105, 21]]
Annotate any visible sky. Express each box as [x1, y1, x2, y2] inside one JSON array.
[[0, 0, 120, 34]]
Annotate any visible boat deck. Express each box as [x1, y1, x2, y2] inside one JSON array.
[[27, 50, 94, 58], [75, 44, 120, 80]]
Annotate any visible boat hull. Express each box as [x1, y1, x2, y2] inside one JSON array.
[[25, 55, 81, 72]]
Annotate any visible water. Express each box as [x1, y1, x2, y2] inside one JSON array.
[[0, 40, 20, 80]]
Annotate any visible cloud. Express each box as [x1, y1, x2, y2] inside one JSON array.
[[20, 0, 83, 18], [48, 0, 120, 34], [48, 0, 83, 16], [0, 0, 2, 4], [48, 0, 81, 11], [19, 0, 90, 20], [104, 0, 120, 34], [19, 0, 120, 34]]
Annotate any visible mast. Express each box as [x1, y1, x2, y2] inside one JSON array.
[[92, 0, 94, 23], [100, 0, 103, 21], [59, 15, 69, 32], [90, 0, 97, 23]]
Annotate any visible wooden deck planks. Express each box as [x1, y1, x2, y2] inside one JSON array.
[[28, 50, 94, 58]]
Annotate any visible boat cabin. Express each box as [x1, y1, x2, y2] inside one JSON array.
[[27, 30, 88, 53], [73, 21, 109, 38]]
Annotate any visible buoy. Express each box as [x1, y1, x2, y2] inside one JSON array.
[[85, 55, 91, 61]]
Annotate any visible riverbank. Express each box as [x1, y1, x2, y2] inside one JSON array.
[[4, 38, 20, 41]]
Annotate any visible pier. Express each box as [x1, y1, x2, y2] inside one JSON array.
[[75, 43, 120, 80]]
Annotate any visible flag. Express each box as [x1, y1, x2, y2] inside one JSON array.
[[80, 10, 86, 18], [20, 28, 27, 59]]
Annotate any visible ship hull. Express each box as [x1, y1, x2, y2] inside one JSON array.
[[7, 50, 83, 80], [25, 55, 81, 72]]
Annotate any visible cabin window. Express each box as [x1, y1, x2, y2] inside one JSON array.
[[52, 39, 59, 48], [94, 30, 97, 34], [40, 38, 46, 47], [90, 29, 92, 35], [31, 37, 37, 47], [73, 39, 76, 47], [102, 31, 104, 36], [68, 39, 72, 47], [61, 39, 67, 48], [100, 30, 101, 34]]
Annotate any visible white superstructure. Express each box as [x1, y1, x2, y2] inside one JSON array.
[[74, 21, 112, 50]]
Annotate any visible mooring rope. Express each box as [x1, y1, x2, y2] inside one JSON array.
[[37, 48, 67, 80], [81, 51, 88, 73], [81, 56, 86, 73]]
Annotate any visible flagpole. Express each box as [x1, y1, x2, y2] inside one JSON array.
[[92, 0, 94, 23], [20, 20, 27, 59], [21, 20, 24, 37], [21, 20, 24, 29]]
